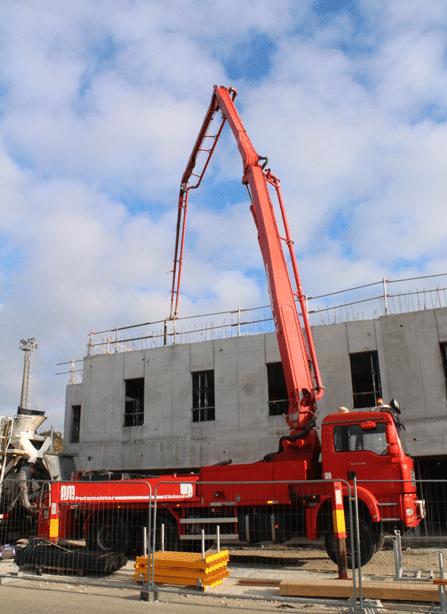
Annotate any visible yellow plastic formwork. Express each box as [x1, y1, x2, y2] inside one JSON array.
[[134, 550, 230, 590]]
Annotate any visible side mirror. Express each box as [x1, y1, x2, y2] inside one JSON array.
[[389, 398, 401, 414], [387, 443, 399, 456]]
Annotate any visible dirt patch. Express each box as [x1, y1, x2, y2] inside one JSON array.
[[224, 539, 447, 579]]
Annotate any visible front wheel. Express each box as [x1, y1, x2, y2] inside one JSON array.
[[324, 519, 376, 568]]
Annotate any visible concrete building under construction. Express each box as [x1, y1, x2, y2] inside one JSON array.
[[63, 302, 447, 481]]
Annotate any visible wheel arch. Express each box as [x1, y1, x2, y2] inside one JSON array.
[[315, 485, 381, 538]]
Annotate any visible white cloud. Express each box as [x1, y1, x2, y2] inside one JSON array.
[[0, 0, 447, 432]]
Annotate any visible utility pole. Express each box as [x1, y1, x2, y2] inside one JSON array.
[[19, 338, 37, 410]]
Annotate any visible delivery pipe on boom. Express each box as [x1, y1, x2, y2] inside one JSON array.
[[33, 87, 424, 568], [169, 85, 324, 442]]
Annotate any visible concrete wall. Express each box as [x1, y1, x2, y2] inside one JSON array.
[[64, 306, 447, 472]]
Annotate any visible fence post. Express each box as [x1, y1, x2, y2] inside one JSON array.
[[383, 277, 388, 315], [393, 530, 403, 580], [439, 552, 447, 614], [348, 472, 363, 612], [141, 483, 158, 602], [331, 481, 348, 579], [87, 331, 94, 356]]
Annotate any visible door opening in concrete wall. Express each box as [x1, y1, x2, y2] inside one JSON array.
[[124, 378, 145, 426], [440, 342, 447, 394], [192, 370, 215, 422], [267, 362, 289, 416], [69, 405, 81, 443], [414, 455, 447, 535], [349, 351, 382, 409]]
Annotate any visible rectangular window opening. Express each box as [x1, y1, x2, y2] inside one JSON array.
[[124, 378, 144, 427], [349, 351, 382, 409], [267, 362, 289, 416], [192, 370, 215, 422], [440, 342, 447, 395], [69, 405, 81, 444]]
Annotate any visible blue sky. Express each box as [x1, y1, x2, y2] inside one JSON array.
[[1, 0, 447, 429]]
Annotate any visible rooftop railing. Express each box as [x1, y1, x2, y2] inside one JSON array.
[[57, 273, 447, 382]]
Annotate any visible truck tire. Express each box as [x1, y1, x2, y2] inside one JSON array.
[[86, 514, 127, 553], [324, 519, 376, 568]]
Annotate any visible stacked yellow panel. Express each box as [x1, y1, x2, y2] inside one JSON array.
[[134, 550, 230, 590]]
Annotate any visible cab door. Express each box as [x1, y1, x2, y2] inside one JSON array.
[[331, 421, 395, 478]]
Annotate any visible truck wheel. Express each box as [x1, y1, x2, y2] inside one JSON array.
[[324, 519, 376, 568], [86, 514, 127, 553]]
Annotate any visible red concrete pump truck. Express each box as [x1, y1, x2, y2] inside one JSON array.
[[37, 87, 424, 566]]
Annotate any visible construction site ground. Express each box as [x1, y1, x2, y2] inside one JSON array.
[[0, 538, 445, 613]]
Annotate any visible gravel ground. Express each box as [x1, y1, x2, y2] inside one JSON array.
[[226, 537, 447, 579], [2, 540, 446, 614]]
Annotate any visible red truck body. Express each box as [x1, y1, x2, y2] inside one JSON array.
[[38, 409, 422, 565], [37, 87, 424, 566]]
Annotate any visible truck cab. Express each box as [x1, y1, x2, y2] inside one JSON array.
[[321, 409, 424, 531]]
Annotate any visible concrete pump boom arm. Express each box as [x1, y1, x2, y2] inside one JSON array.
[[170, 85, 324, 433]]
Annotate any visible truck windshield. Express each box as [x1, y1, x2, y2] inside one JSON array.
[[333, 422, 387, 455]]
